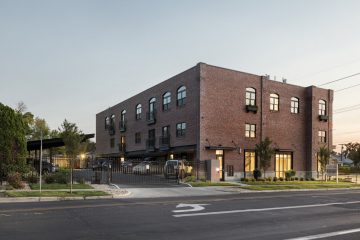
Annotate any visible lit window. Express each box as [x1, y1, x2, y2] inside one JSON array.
[[245, 124, 256, 138], [176, 122, 186, 137], [319, 100, 326, 116], [275, 153, 292, 178], [270, 93, 279, 111], [245, 151, 255, 172], [163, 92, 171, 111], [177, 86, 186, 106], [136, 104, 142, 120], [291, 97, 299, 114], [318, 130, 326, 143], [245, 88, 256, 106]]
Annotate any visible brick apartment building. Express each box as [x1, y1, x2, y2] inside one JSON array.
[[96, 63, 333, 180]]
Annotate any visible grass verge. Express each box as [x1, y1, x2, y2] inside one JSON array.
[[5, 191, 109, 198], [240, 181, 359, 190], [29, 183, 93, 190]]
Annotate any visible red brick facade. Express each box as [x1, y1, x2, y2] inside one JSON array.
[[96, 63, 333, 180]]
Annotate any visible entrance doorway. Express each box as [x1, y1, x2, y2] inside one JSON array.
[[216, 150, 224, 181]]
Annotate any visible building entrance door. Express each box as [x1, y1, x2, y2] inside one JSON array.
[[216, 150, 224, 181]]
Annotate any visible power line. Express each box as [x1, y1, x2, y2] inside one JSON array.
[[335, 83, 360, 92], [334, 105, 360, 114], [334, 103, 360, 112], [318, 72, 360, 86]]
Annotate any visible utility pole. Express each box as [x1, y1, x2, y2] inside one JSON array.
[[39, 130, 43, 194]]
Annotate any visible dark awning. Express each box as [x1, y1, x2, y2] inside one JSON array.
[[27, 134, 95, 151], [205, 145, 236, 151]]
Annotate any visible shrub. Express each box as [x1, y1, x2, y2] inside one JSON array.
[[244, 178, 249, 182], [199, 177, 206, 182], [44, 174, 55, 184], [7, 172, 24, 189], [294, 177, 299, 181], [266, 177, 272, 182], [240, 178, 245, 182], [273, 177, 278, 182], [27, 174, 38, 184], [54, 170, 69, 184], [305, 178, 311, 181], [257, 178, 265, 182], [279, 177, 284, 181], [253, 169, 262, 180], [300, 177, 304, 181], [251, 178, 255, 182], [285, 170, 296, 180], [311, 178, 315, 181], [184, 176, 196, 182]]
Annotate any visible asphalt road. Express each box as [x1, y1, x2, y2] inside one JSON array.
[[2, 190, 360, 240]]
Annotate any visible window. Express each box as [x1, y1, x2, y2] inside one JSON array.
[[275, 153, 292, 178], [163, 92, 171, 111], [120, 110, 126, 130], [319, 100, 326, 116], [135, 132, 141, 144], [119, 136, 126, 152], [245, 151, 255, 172], [105, 117, 110, 129], [270, 93, 279, 111], [149, 98, 156, 112], [176, 122, 186, 137], [136, 104, 142, 120], [291, 97, 299, 114], [245, 88, 256, 106], [162, 126, 170, 137], [245, 124, 256, 138], [177, 86, 186, 106], [110, 138, 115, 148], [319, 130, 326, 143]]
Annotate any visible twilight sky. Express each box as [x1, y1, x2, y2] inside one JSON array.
[[1, 0, 359, 150]]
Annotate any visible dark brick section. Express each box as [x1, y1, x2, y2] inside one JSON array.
[[96, 63, 333, 180]]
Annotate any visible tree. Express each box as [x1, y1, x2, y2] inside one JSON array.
[[59, 119, 83, 193], [0, 103, 28, 180], [30, 117, 50, 140], [318, 146, 331, 180], [255, 137, 275, 177], [344, 142, 360, 168]]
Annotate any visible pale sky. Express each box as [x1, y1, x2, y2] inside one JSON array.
[[1, 0, 359, 151]]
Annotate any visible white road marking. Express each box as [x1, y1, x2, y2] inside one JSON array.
[[285, 228, 360, 240], [173, 203, 209, 213], [0, 214, 11, 217], [173, 200, 360, 218]]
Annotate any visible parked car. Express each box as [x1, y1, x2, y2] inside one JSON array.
[[120, 161, 133, 173], [27, 159, 59, 174], [92, 158, 112, 171], [132, 161, 160, 175], [164, 160, 192, 179]]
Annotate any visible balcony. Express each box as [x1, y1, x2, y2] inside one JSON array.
[[246, 105, 258, 113], [318, 115, 328, 122], [118, 143, 126, 153], [159, 135, 170, 151], [146, 138, 156, 152], [119, 120, 126, 132], [146, 111, 156, 125]]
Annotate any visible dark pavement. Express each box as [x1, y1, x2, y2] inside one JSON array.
[[1, 189, 360, 239]]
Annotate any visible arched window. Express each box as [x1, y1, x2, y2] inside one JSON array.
[[120, 110, 126, 131], [110, 114, 115, 127], [270, 93, 279, 111], [291, 97, 299, 114], [136, 104, 142, 120], [245, 87, 256, 106], [149, 98, 156, 112], [105, 116, 110, 129], [177, 86, 186, 106], [319, 100, 326, 116], [163, 92, 171, 111]]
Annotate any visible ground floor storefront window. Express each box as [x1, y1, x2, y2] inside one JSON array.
[[245, 151, 255, 177], [275, 153, 292, 178]]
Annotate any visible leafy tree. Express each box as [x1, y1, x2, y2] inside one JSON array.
[[255, 137, 275, 177], [318, 146, 331, 180], [0, 103, 28, 180], [344, 143, 360, 168], [59, 119, 83, 193], [30, 117, 50, 140]]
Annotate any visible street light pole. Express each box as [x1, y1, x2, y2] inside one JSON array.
[[39, 130, 43, 194]]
